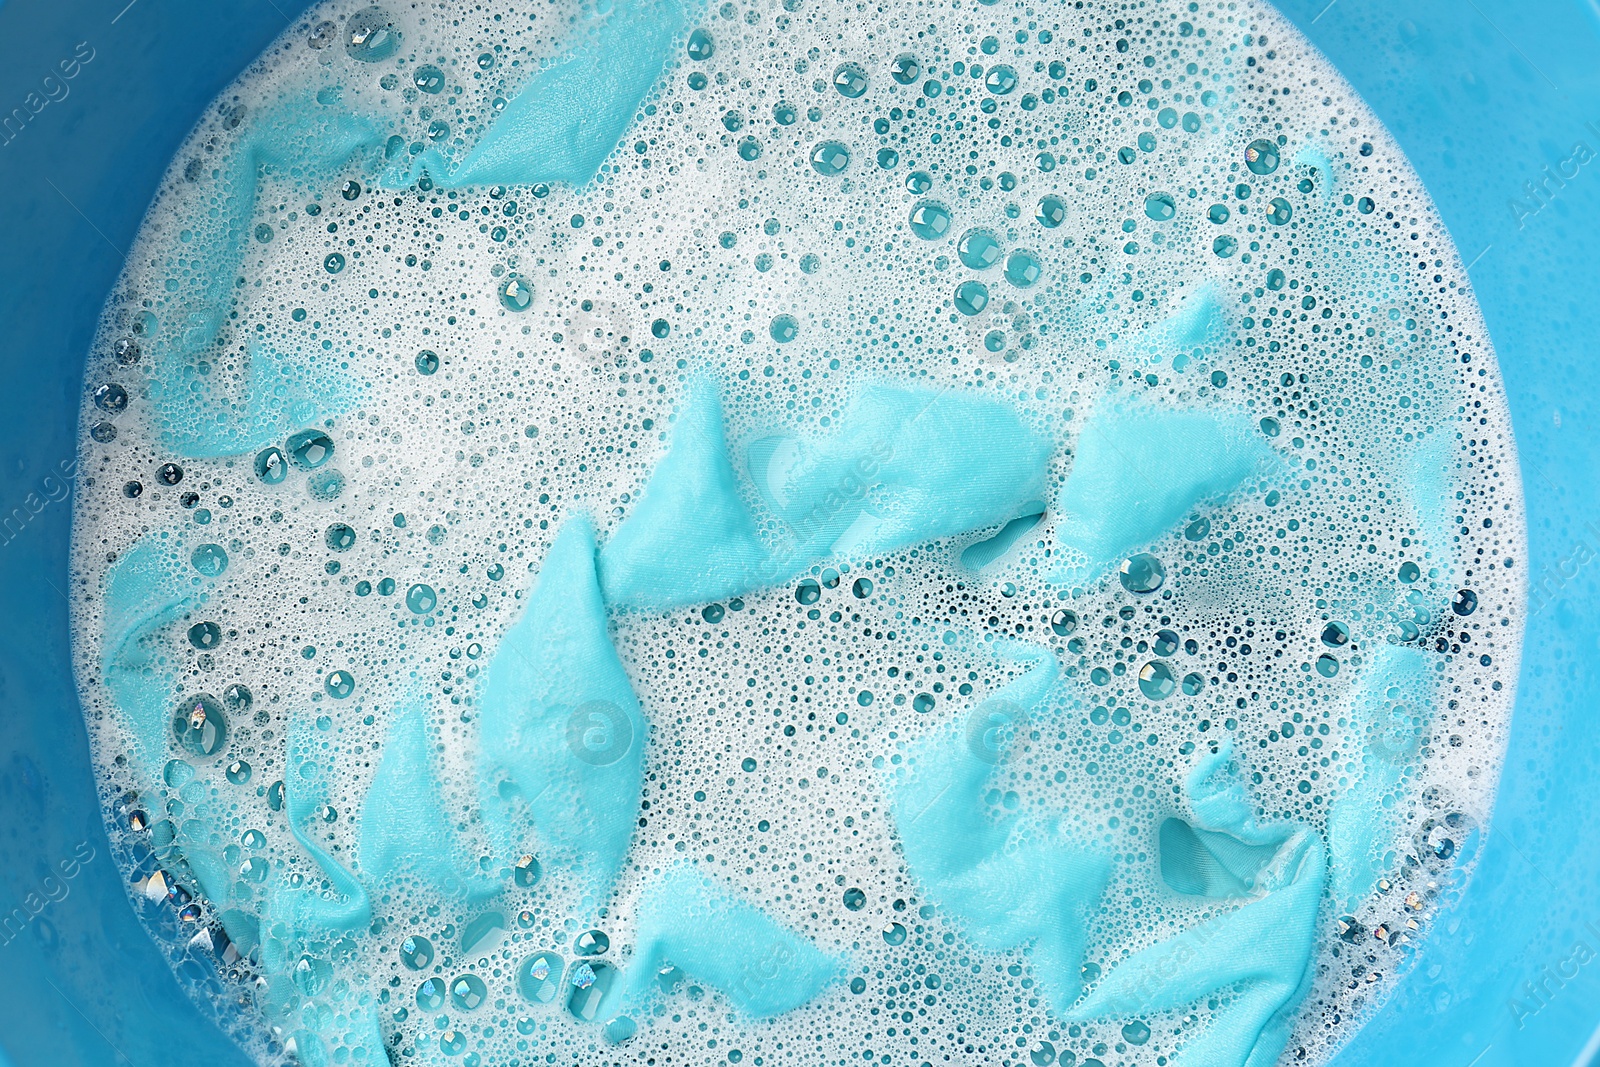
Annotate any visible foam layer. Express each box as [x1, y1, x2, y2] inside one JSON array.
[[68, 0, 1526, 1063]]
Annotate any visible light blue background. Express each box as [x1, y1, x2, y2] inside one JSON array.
[[0, 0, 1595, 1063]]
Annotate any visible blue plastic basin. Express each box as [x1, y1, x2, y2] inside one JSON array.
[[0, 1, 1595, 1064]]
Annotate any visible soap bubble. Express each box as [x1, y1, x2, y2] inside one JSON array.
[[957, 229, 1002, 270], [1138, 661, 1176, 700], [770, 314, 799, 343], [172, 694, 227, 757], [517, 951, 564, 1004], [832, 63, 867, 97], [953, 281, 989, 316], [324, 670, 356, 698], [1144, 192, 1176, 221], [254, 446, 287, 484], [1118, 553, 1165, 593], [1035, 196, 1066, 227], [809, 141, 850, 175], [908, 200, 951, 239], [450, 973, 488, 1010], [1003, 250, 1042, 288], [414, 65, 445, 93], [498, 274, 534, 311], [286, 429, 333, 469], [416, 977, 447, 1011], [575, 929, 610, 955], [686, 28, 714, 61], [190, 544, 228, 576], [188, 621, 222, 649], [345, 6, 400, 61], [513, 854, 542, 887], [983, 65, 1017, 95], [1245, 138, 1280, 174], [400, 935, 434, 970]]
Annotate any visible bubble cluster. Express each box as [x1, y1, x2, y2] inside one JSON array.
[[70, 0, 1524, 1064]]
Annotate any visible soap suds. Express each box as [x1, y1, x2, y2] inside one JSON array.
[[69, 0, 1525, 1064]]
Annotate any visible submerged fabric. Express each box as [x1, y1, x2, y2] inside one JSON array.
[[385, 0, 686, 189], [266, 713, 374, 940], [359, 691, 499, 901], [146, 96, 379, 457], [476, 515, 647, 903], [1072, 743, 1325, 1067], [101, 533, 190, 777], [1326, 645, 1435, 912], [251, 717, 387, 1066], [624, 865, 843, 1017], [889, 640, 1110, 1014], [101, 537, 433, 1064], [1158, 816, 1281, 898], [1053, 404, 1269, 583], [599, 376, 772, 609], [750, 383, 1053, 569], [1128, 286, 1226, 369], [602, 378, 1055, 608]]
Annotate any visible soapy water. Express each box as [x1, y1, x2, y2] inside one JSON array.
[[66, 0, 1527, 1063]]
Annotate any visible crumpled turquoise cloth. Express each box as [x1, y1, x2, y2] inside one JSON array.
[[101, 533, 190, 776], [623, 864, 843, 1017], [601, 377, 1055, 609], [599, 376, 771, 609], [144, 95, 378, 457], [1072, 742, 1325, 1067], [1126, 285, 1226, 369], [384, 0, 686, 189], [888, 639, 1110, 1013], [358, 688, 500, 901], [1326, 644, 1435, 913], [749, 383, 1054, 572], [1053, 403, 1270, 584], [476, 515, 647, 904]]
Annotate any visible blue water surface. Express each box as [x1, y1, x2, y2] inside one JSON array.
[[0, 0, 1598, 1064]]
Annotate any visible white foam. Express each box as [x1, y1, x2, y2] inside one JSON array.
[[69, 0, 1525, 1063]]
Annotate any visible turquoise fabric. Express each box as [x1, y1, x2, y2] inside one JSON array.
[[100, 533, 189, 777], [749, 383, 1053, 570], [476, 516, 646, 903], [101, 545, 429, 1062], [384, 0, 686, 190], [601, 378, 1055, 608], [264, 713, 373, 941], [251, 716, 385, 1066], [1326, 645, 1435, 913], [358, 690, 499, 901], [100, 534, 257, 938], [623, 864, 843, 1017], [1158, 816, 1281, 899], [1072, 742, 1326, 1067], [144, 95, 379, 457], [888, 640, 1110, 1014], [1127, 286, 1226, 369], [1053, 404, 1270, 584], [599, 376, 771, 609]]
